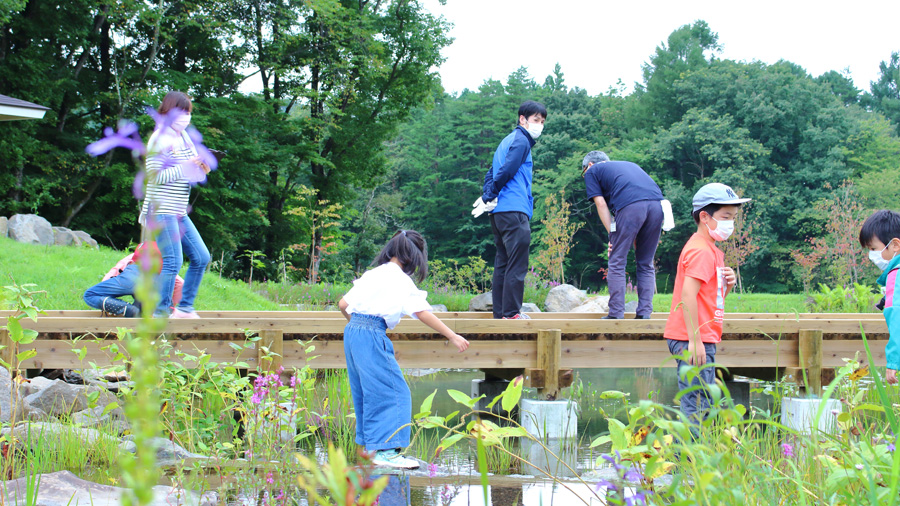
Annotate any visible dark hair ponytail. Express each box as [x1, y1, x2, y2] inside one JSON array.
[[373, 230, 428, 282]]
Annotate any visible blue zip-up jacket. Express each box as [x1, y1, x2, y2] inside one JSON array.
[[482, 125, 536, 218], [877, 254, 900, 370]]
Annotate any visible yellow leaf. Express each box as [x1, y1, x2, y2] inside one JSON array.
[[631, 426, 650, 446], [652, 434, 674, 449], [648, 461, 675, 480], [850, 366, 869, 382]]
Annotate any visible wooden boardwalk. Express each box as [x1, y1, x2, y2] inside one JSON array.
[[0, 311, 886, 367]]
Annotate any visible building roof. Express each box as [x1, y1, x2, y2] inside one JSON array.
[[0, 94, 49, 121]]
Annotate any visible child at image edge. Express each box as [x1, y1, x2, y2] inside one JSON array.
[[664, 183, 750, 427], [338, 230, 469, 469], [859, 209, 900, 385]]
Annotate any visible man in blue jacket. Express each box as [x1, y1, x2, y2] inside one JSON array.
[[473, 100, 547, 319]]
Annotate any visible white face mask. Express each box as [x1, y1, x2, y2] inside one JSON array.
[[171, 113, 191, 132], [869, 241, 897, 271], [707, 217, 734, 241], [525, 121, 543, 139]]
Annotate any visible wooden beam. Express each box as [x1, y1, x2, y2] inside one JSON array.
[[524, 368, 545, 389], [8, 336, 892, 371], [0, 310, 885, 320], [257, 330, 284, 373], [536, 329, 561, 399], [798, 329, 823, 395]]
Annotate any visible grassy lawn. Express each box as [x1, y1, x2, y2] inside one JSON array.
[[644, 292, 810, 314], [1, 237, 820, 313], [0, 237, 282, 310]]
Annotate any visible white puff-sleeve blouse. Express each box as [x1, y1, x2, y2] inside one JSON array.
[[342, 262, 433, 329]]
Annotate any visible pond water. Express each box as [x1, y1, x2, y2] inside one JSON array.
[[159, 367, 772, 505]]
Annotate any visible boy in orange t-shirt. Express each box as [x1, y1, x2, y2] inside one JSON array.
[[664, 183, 750, 428]]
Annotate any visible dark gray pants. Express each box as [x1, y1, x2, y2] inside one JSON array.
[[490, 212, 530, 319], [608, 200, 663, 317]]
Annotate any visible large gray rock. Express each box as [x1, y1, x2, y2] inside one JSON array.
[[544, 284, 587, 312], [0, 367, 11, 423], [72, 230, 99, 249], [468, 292, 493, 312], [19, 376, 55, 397], [624, 300, 639, 313], [572, 296, 611, 313], [520, 303, 541, 313], [0, 216, 7, 238], [143, 437, 208, 464], [430, 304, 448, 312], [7, 214, 54, 245], [52, 226, 82, 246], [72, 405, 129, 433], [11, 422, 120, 449], [1, 470, 217, 506], [23, 380, 118, 418]]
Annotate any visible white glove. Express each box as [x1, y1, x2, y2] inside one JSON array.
[[472, 197, 498, 218]]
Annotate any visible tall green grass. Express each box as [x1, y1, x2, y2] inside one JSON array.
[[0, 238, 283, 310]]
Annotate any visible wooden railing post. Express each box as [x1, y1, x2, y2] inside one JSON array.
[[798, 329, 823, 396], [257, 329, 284, 374], [536, 329, 561, 400]]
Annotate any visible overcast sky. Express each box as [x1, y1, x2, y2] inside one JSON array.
[[423, 0, 900, 96]]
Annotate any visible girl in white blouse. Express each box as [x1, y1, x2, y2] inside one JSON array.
[[338, 230, 469, 469]]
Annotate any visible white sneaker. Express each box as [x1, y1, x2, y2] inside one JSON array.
[[170, 308, 200, 319], [372, 449, 419, 469]]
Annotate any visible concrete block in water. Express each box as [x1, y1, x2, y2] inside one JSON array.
[[520, 398, 578, 439], [780, 397, 841, 435]]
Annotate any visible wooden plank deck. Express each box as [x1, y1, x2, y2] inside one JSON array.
[[0, 312, 888, 371]]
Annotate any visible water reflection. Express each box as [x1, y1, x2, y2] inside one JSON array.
[[366, 475, 604, 506]]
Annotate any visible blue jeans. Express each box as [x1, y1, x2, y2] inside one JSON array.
[[155, 214, 210, 315], [608, 200, 663, 317], [667, 338, 717, 427], [83, 264, 141, 317], [344, 314, 411, 451]]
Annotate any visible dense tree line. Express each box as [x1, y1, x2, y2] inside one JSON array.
[[1, 8, 898, 292]]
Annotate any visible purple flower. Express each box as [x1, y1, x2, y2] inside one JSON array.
[[266, 472, 274, 484], [889, 443, 896, 453], [595, 479, 617, 493], [146, 106, 183, 133], [86, 121, 146, 157], [855, 464, 864, 470], [623, 467, 643, 482], [625, 490, 653, 506], [781, 443, 794, 458], [428, 462, 437, 478], [132, 170, 146, 199], [186, 126, 219, 172]]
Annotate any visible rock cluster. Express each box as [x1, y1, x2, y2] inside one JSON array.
[[467, 284, 638, 314], [2, 213, 98, 248]]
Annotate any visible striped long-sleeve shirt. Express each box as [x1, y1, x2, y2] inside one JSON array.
[[139, 129, 197, 224]]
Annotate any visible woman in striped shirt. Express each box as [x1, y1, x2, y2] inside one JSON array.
[[141, 91, 211, 318]]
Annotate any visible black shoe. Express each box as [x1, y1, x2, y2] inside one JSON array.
[[635, 314, 651, 319], [601, 315, 620, 319]]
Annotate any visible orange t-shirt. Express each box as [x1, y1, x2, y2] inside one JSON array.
[[664, 233, 727, 343]]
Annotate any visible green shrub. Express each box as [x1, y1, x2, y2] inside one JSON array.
[[806, 283, 881, 313]]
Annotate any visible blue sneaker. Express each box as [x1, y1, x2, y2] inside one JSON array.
[[372, 449, 419, 469]]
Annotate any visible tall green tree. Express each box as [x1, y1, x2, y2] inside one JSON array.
[[863, 51, 900, 134], [235, 0, 451, 281], [635, 20, 721, 130]]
